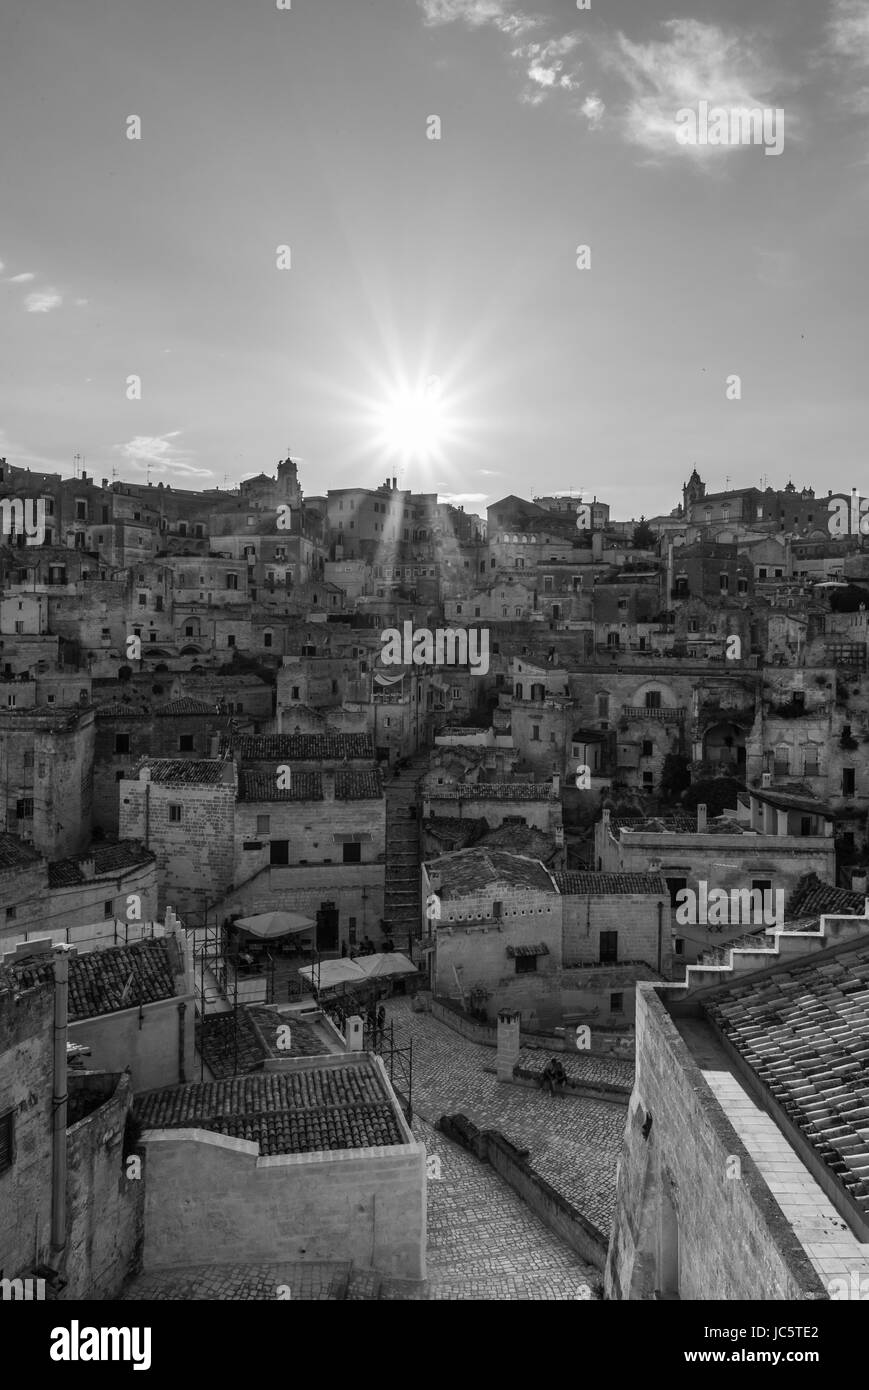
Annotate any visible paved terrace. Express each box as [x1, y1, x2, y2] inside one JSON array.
[[383, 997, 627, 1234]]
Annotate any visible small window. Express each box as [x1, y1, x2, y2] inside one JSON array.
[[343, 842, 362, 864], [15, 797, 33, 819], [256, 814, 270, 834], [227, 635, 235, 647], [179, 734, 194, 752], [115, 733, 130, 754], [104, 900, 114, 919], [674, 938, 684, 956], [515, 955, 537, 974], [642, 740, 653, 757], [645, 690, 661, 709], [531, 725, 540, 741], [168, 804, 183, 823], [610, 992, 624, 1014]]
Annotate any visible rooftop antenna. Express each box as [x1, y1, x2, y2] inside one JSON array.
[[73, 452, 82, 480]]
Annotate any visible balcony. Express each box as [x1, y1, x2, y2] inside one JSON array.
[[622, 705, 686, 722]]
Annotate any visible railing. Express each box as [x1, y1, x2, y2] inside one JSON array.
[[621, 705, 686, 721]]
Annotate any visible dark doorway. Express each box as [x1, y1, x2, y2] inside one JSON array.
[[317, 901, 339, 952], [270, 840, 289, 865]]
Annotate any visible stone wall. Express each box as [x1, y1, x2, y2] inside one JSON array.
[[70, 994, 196, 1093], [63, 1070, 143, 1299], [561, 891, 670, 974], [119, 776, 236, 915], [0, 977, 54, 1279], [605, 983, 828, 1301]]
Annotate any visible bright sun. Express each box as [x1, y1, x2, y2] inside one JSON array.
[[374, 378, 447, 463]]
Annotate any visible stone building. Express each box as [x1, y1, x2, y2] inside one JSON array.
[[0, 705, 94, 859], [606, 911, 869, 1299]]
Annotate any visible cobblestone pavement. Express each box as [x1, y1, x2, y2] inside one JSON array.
[[122, 1262, 347, 1300], [384, 998, 627, 1234], [121, 1119, 600, 1301]]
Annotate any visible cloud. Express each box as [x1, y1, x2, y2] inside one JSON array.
[[419, 0, 537, 38], [581, 94, 605, 129], [826, 0, 869, 113], [513, 33, 582, 104], [478, 469, 502, 476], [24, 288, 62, 313], [598, 18, 784, 159], [115, 434, 213, 477], [9, 272, 35, 283], [74, 297, 88, 307]]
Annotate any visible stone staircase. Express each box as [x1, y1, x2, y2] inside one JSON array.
[[676, 910, 869, 995], [383, 754, 428, 955]]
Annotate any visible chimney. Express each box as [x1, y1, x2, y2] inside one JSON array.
[[696, 803, 707, 833], [761, 771, 772, 788], [851, 869, 867, 894], [496, 1010, 522, 1081], [79, 858, 95, 880], [551, 772, 561, 795]]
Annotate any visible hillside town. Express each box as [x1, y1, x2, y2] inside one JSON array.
[[1, 453, 868, 1302]]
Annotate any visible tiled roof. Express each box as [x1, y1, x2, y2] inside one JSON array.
[[426, 848, 557, 896], [335, 770, 382, 800], [226, 733, 374, 761], [785, 873, 866, 920], [427, 782, 556, 801], [239, 769, 323, 802], [704, 939, 869, 1221], [135, 1063, 404, 1154], [0, 939, 178, 1021], [612, 815, 703, 834], [155, 698, 218, 717], [140, 759, 230, 785], [96, 702, 144, 718], [479, 825, 558, 863], [48, 841, 155, 888], [554, 872, 668, 896], [0, 833, 43, 870]]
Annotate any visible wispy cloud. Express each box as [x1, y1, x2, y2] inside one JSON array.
[[419, 0, 537, 38], [581, 94, 605, 129], [598, 19, 784, 160], [9, 272, 35, 283], [116, 433, 213, 477], [24, 288, 63, 313], [439, 491, 488, 504], [826, 0, 869, 113], [513, 33, 582, 105]]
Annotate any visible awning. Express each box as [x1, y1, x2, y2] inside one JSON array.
[[354, 951, 417, 979], [234, 911, 316, 939], [506, 943, 550, 958], [298, 959, 366, 990]]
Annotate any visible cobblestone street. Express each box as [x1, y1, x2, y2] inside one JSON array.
[[121, 1116, 599, 1301], [383, 998, 628, 1234]]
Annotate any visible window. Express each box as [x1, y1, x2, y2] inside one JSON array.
[[674, 938, 684, 956], [168, 804, 183, 823], [291, 686, 300, 700], [618, 598, 628, 612], [642, 771, 654, 788], [515, 955, 537, 974], [610, 992, 624, 1014], [6, 695, 14, 709], [531, 724, 540, 741], [688, 618, 699, 632], [6, 907, 15, 921], [456, 604, 463, 615], [342, 842, 361, 864], [719, 574, 729, 593], [137, 592, 147, 606], [226, 573, 239, 590], [115, 733, 130, 754], [597, 694, 609, 718], [256, 815, 270, 834], [642, 740, 653, 757], [543, 576, 553, 593], [16, 798, 33, 819], [645, 690, 661, 709], [179, 734, 194, 752], [599, 931, 618, 964], [76, 499, 87, 520], [0, 1110, 14, 1174], [264, 631, 273, 648], [104, 900, 114, 919], [843, 767, 856, 796], [227, 635, 235, 647]]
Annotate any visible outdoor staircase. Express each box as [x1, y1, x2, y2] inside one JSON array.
[[675, 910, 869, 995], [383, 754, 428, 955]]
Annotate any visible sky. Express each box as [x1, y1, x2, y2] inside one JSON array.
[[1, 0, 869, 519]]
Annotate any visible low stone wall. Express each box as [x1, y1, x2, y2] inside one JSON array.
[[431, 995, 634, 1059], [438, 1112, 608, 1273], [512, 1065, 631, 1106]]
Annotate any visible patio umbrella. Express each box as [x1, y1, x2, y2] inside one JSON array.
[[354, 951, 417, 979], [234, 910, 316, 940], [298, 958, 366, 990]]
